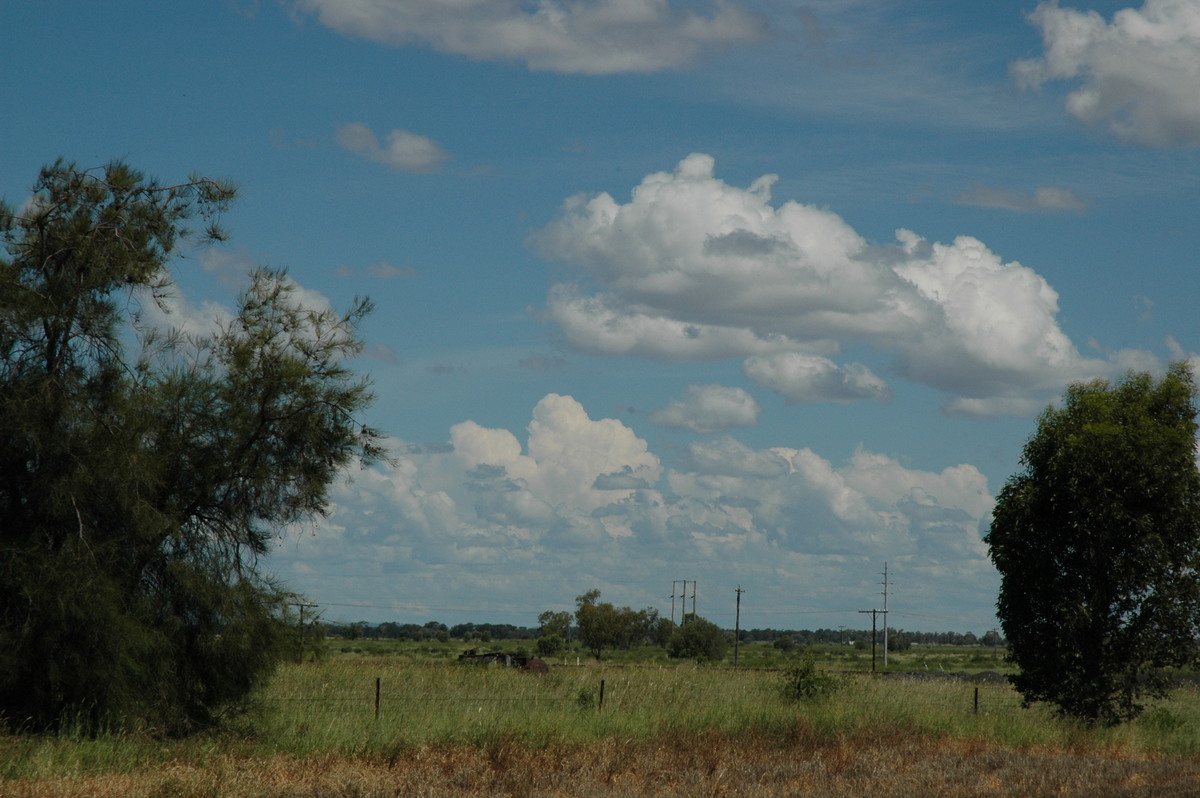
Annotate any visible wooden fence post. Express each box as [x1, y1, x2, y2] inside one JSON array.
[[599, 679, 605, 710], [375, 677, 381, 720], [973, 686, 979, 715]]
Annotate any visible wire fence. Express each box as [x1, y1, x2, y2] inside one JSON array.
[[257, 670, 1047, 721]]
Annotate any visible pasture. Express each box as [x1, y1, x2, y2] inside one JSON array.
[[5, 643, 1200, 796]]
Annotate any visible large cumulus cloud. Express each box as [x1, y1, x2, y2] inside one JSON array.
[[1013, 0, 1200, 146], [271, 393, 998, 626], [534, 154, 1115, 415]]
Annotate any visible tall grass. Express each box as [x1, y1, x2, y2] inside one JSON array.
[[251, 656, 1200, 758], [6, 655, 1200, 795]]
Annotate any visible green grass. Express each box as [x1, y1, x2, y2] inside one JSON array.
[[246, 650, 1200, 758], [5, 643, 1200, 793]]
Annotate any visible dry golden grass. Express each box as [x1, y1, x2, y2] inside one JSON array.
[[6, 729, 1200, 798]]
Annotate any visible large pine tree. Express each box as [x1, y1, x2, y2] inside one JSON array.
[[0, 160, 383, 734]]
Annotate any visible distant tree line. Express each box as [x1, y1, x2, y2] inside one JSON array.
[[323, 620, 539, 642], [742, 628, 1002, 648], [322, 616, 1003, 650]]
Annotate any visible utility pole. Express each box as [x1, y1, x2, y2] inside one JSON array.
[[881, 562, 889, 668], [288, 600, 319, 662], [858, 608, 886, 673], [734, 586, 745, 668], [672, 580, 695, 625]]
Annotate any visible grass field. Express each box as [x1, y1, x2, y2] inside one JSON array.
[[5, 643, 1200, 796]]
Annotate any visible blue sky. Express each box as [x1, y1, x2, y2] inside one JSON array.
[[4, 0, 1199, 635]]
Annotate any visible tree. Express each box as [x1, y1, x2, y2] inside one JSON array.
[[667, 614, 729, 662], [537, 610, 571, 640], [0, 160, 383, 734], [536, 610, 571, 657], [573, 590, 655, 660], [985, 365, 1200, 725]]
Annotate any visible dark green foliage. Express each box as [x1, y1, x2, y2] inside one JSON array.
[[667, 615, 729, 663], [536, 609, 571, 654], [536, 634, 565, 658], [573, 590, 658, 660], [986, 365, 1200, 726], [0, 160, 382, 734]]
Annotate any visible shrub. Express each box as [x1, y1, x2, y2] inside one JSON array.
[[781, 656, 841, 703]]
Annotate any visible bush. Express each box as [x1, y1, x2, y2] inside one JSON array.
[[667, 616, 729, 663], [537, 634, 565, 658], [781, 656, 841, 703]]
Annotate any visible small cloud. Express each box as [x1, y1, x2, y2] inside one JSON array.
[[649, 383, 761, 433], [336, 122, 450, 173], [955, 184, 1087, 213], [743, 353, 891, 404], [942, 396, 1045, 419], [1134, 295, 1154, 322], [363, 343, 399, 365], [269, 128, 316, 150], [369, 261, 416, 280], [426, 364, 459, 375]]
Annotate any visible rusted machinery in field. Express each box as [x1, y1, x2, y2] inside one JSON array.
[[458, 649, 549, 674]]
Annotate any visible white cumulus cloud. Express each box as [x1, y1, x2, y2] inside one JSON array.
[[534, 154, 1114, 414], [1013, 0, 1200, 146], [336, 122, 450, 172], [296, 0, 765, 75], [649, 383, 762, 432], [269, 394, 999, 626]]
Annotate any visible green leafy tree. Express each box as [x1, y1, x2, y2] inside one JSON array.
[[573, 590, 655, 660], [537, 610, 571, 639], [985, 365, 1200, 725], [537, 609, 571, 657], [667, 614, 729, 662], [0, 160, 382, 734]]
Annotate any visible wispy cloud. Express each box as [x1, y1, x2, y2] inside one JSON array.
[[955, 184, 1087, 213], [297, 0, 765, 75]]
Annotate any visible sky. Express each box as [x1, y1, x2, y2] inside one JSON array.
[[4, 0, 1200, 636]]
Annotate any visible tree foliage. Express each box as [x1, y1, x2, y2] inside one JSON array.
[[0, 160, 382, 734], [667, 614, 728, 662], [573, 590, 658, 660], [985, 365, 1200, 725]]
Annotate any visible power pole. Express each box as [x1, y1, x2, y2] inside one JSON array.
[[881, 562, 889, 668], [288, 600, 319, 662], [670, 581, 678, 626], [858, 608, 886, 673], [734, 586, 745, 667], [673, 580, 695, 625]]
